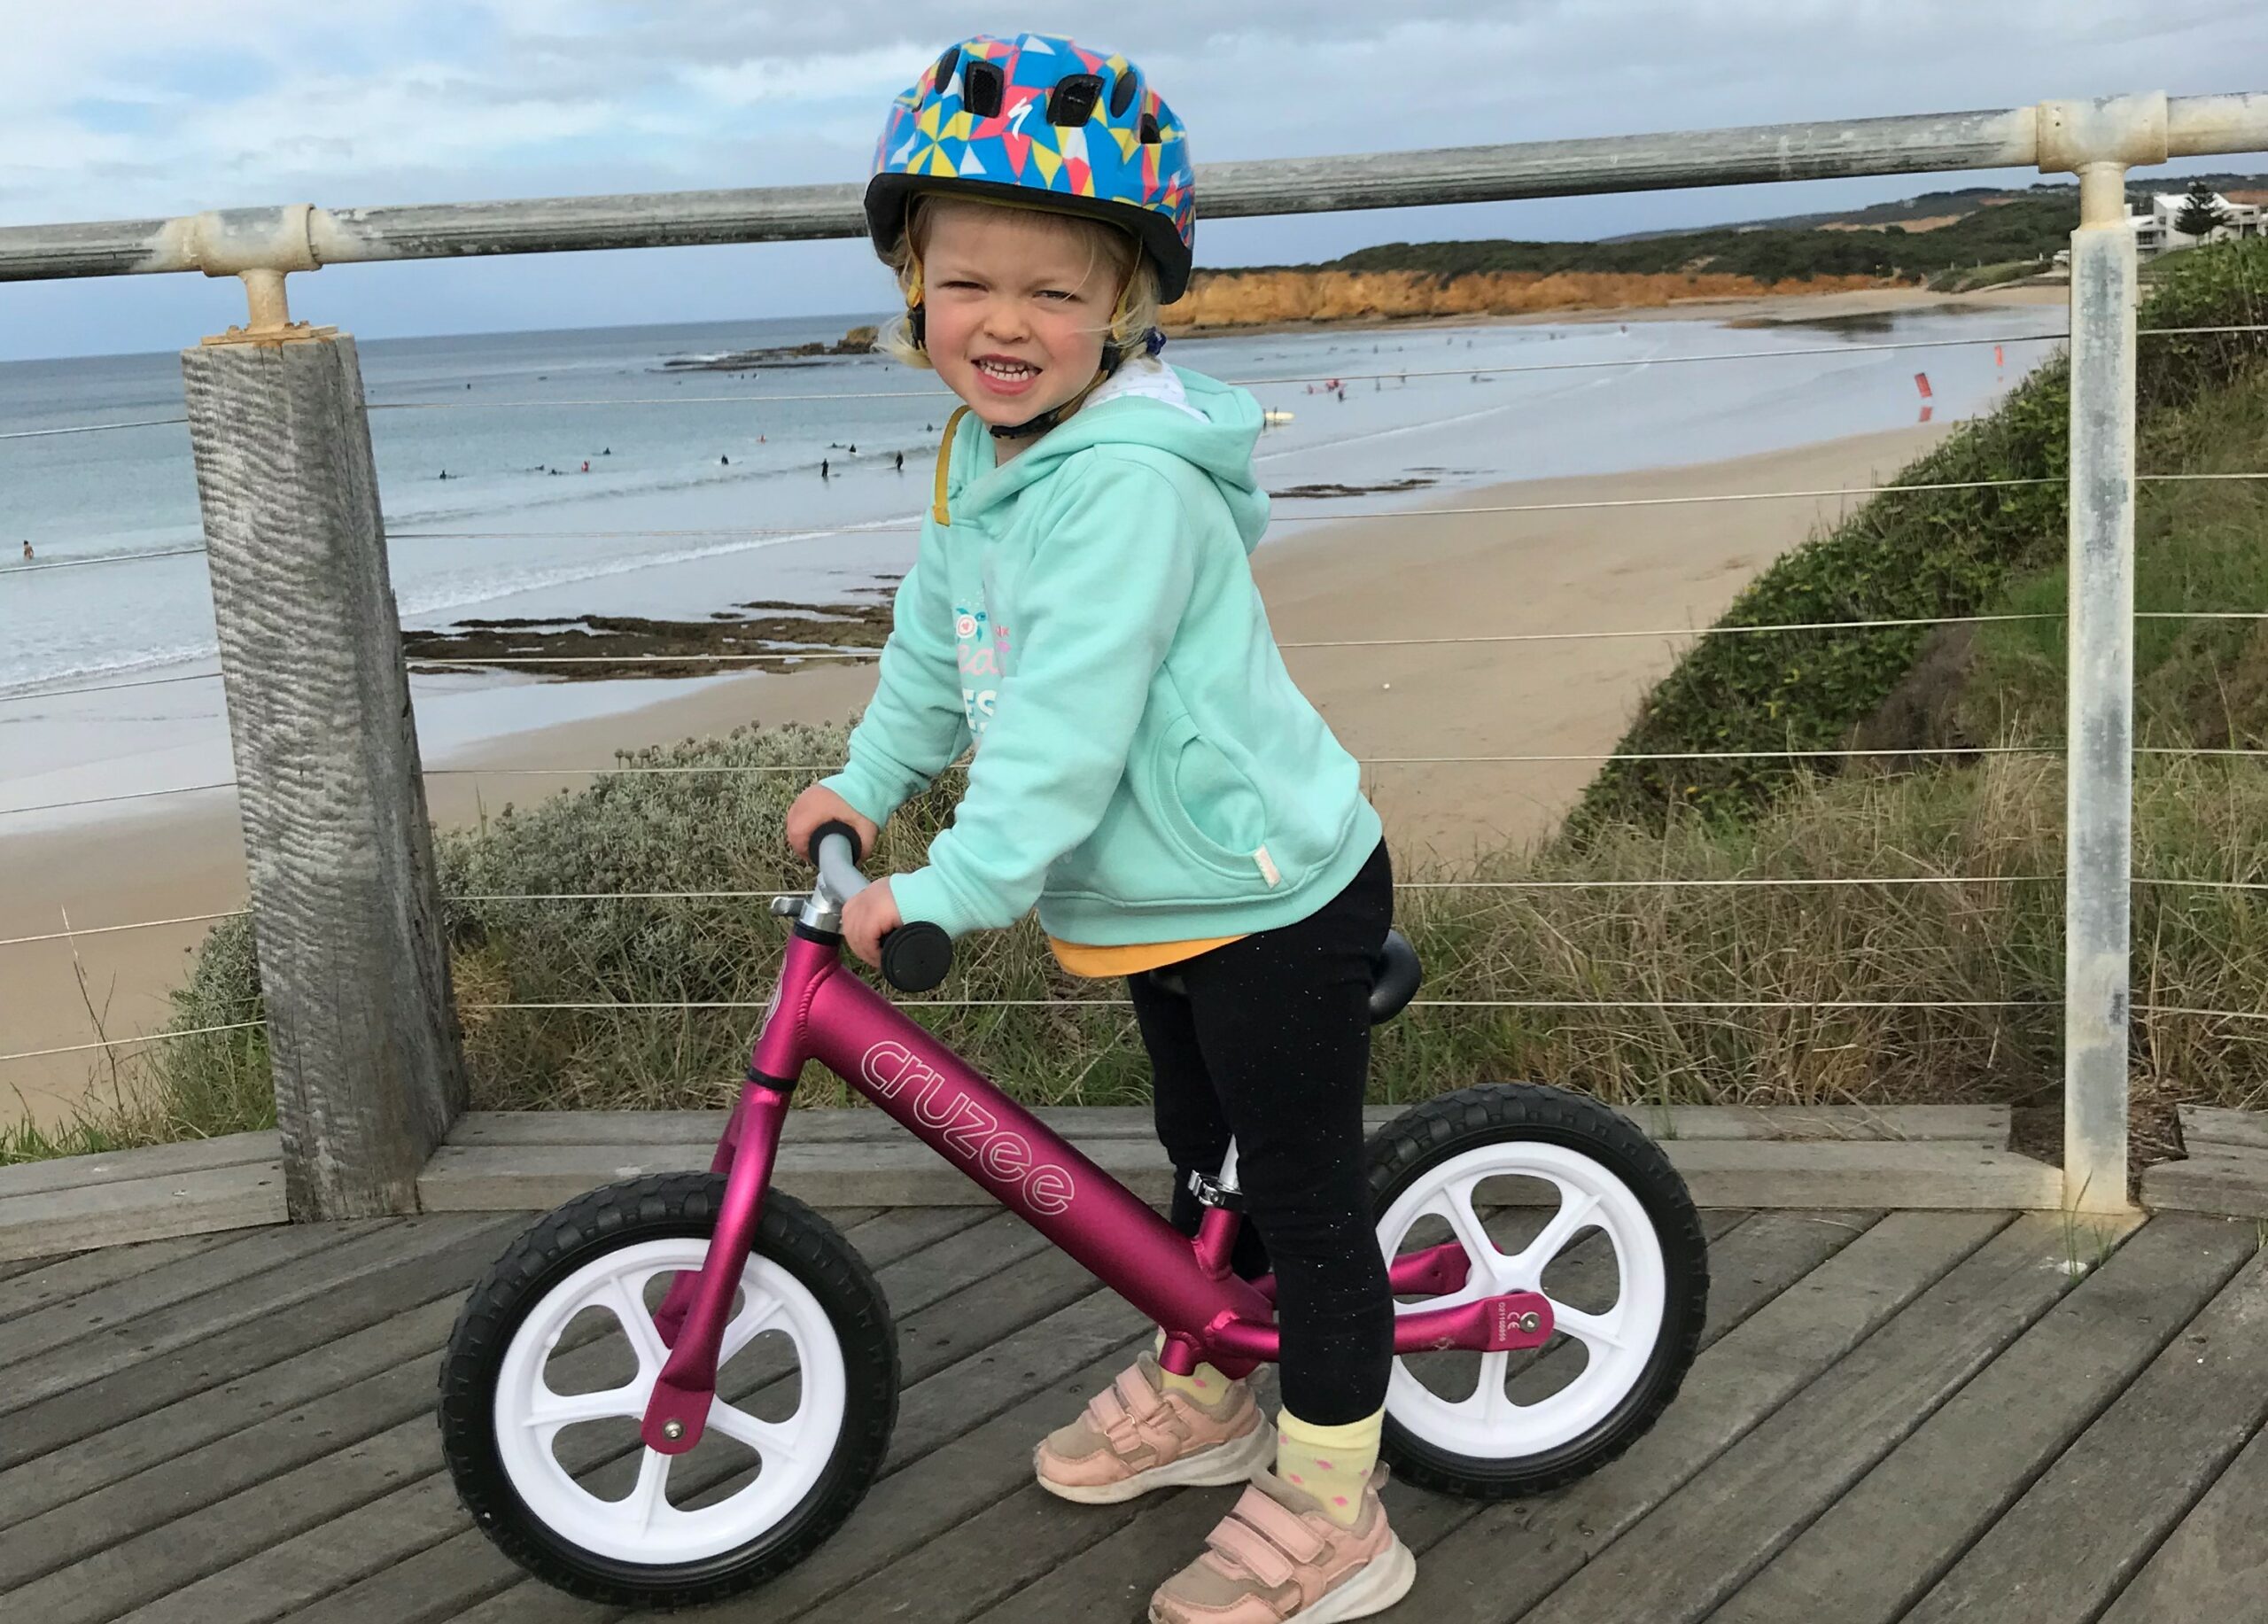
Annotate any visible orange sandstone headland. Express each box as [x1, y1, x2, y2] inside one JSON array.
[[1159, 267, 1896, 332]]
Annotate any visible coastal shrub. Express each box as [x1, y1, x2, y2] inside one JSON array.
[[128, 728, 2268, 1142], [1578, 238, 2268, 828]]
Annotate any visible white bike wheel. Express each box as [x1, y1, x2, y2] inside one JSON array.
[[439, 1177, 898, 1608], [1378, 1138, 1666, 1457], [490, 1236, 848, 1566], [1365, 1084, 1708, 1498]]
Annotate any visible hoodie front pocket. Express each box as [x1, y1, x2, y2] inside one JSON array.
[[1156, 713, 1272, 884]]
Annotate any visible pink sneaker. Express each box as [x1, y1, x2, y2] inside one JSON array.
[[1148, 1465, 1414, 1624], [1035, 1353, 1272, 1504]]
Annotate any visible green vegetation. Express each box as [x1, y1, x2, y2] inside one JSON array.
[[1581, 238, 2268, 828], [89, 718, 2265, 1141], [1305, 196, 2078, 285]]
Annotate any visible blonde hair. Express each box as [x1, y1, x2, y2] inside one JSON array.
[[876, 192, 1162, 370]]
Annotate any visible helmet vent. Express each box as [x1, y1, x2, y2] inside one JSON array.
[[1138, 111, 1162, 144], [931, 47, 959, 96], [1109, 70, 1138, 118], [962, 59, 1005, 117], [1046, 74, 1103, 127]]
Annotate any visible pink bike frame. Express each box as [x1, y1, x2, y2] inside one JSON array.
[[640, 930, 1553, 1453]]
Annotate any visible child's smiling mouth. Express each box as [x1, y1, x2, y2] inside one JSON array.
[[972, 354, 1043, 396]]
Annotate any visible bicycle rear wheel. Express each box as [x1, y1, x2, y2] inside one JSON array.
[[1367, 1083, 1708, 1498]]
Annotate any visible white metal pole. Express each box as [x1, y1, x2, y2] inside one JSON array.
[[2062, 159, 2139, 1214]]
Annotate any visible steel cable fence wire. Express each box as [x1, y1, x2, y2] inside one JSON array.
[[19, 993, 2268, 1066]]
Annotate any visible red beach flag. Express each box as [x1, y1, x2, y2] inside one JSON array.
[[1915, 372, 1934, 398]]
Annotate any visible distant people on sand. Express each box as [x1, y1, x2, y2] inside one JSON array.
[[895, 451, 905, 471], [20, 540, 31, 561], [438, 469, 449, 479], [721, 455, 730, 465], [821, 459, 830, 479]]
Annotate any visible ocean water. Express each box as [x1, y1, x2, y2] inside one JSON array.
[[0, 302, 2070, 825]]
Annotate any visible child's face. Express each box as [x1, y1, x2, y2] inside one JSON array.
[[920, 203, 1122, 437]]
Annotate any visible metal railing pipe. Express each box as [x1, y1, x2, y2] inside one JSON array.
[[6, 93, 2267, 284]]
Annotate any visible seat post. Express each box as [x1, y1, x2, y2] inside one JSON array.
[[1190, 1140, 1244, 1279]]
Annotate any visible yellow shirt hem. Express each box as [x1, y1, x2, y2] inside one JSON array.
[[1046, 934, 1247, 979]]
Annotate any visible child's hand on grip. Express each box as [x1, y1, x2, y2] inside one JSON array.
[[786, 785, 880, 863]]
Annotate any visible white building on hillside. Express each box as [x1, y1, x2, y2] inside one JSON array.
[[2126, 190, 2264, 255]]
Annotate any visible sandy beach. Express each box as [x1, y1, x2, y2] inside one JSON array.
[[1, 416, 1952, 1131]]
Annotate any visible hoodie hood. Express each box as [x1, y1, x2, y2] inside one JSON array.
[[938, 361, 1270, 554]]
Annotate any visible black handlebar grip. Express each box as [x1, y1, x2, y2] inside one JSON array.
[[881, 921, 953, 993], [808, 818, 866, 866]]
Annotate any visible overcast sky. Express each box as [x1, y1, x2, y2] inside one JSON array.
[[4, 1, 2264, 360]]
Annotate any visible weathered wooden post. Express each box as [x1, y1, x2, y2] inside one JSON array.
[[181, 249, 467, 1220]]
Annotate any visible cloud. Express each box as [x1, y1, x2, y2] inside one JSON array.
[[4, 2, 2267, 355]]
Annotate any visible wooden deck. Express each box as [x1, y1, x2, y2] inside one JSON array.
[[2, 1204, 2264, 1623]]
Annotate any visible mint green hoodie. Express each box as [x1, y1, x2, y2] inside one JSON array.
[[821, 358, 1382, 944]]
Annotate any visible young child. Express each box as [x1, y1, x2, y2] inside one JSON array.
[[786, 34, 1410, 1623]]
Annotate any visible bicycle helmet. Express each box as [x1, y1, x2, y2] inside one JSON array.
[[867, 34, 1195, 439]]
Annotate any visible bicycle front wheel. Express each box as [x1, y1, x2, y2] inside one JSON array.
[[438, 1174, 898, 1608]]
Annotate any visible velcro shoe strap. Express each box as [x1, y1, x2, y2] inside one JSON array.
[[1113, 1365, 1165, 1419], [1206, 1516, 1299, 1589], [1084, 1385, 1132, 1434], [1229, 1484, 1329, 1564]]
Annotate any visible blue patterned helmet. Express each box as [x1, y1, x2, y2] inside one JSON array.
[[866, 33, 1196, 301]]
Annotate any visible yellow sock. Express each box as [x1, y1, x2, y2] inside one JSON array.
[[1276, 1406, 1384, 1527], [1152, 1331, 1239, 1405]]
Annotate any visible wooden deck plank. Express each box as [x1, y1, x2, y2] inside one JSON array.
[[0, 1232, 237, 1325], [0, 1155, 287, 1260], [1381, 1210, 2008, 1624], [233, 1212, 1075, 1624], [447, 1104, 2012, 1149], [2178, 1103, 2268, 1154], [0, 1219, 379, 1380], [0, 1216, 529, 1535], [964, 1210, 1797, 1624], [0, 1131, 281, 1199], [1, 1323, 460, 1589], [421, 1138, 2057, 1213], [0, 1251, 74, 1283], [2141, 1147, 2268, 1217], [1713, 1213, 2258, 1624], [0, 1220, 528, 1472], [0, 1217, 496, 1412], [2095, 1404, 2268, 1622], [1520, 1212, 2118, 1624], [1899, 1246, 2268, 1624]]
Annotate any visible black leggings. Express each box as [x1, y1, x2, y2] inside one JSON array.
[[1127, 840, 1395, 1426]]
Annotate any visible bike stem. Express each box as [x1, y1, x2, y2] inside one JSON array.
[[640, 1082, 791, 1454]]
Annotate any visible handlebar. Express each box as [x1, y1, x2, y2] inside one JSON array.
[[808, 820, 955, 993]]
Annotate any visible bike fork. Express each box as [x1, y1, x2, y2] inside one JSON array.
[[641, 1081, 791, 1454]]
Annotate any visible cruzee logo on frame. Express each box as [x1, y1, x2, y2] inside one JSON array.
[[859, 1041, 1076, 1213]]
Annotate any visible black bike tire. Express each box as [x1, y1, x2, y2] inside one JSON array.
[[437, 1174, 898, 1609], [1366, 1082, 1709, 1499]]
